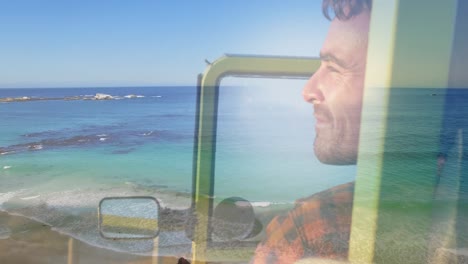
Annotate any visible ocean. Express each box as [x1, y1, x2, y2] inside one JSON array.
[[0, 84, 357, 256], [1, 85, 462, 258]]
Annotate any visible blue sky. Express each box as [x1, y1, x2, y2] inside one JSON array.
[[0, 1, 329, 88]]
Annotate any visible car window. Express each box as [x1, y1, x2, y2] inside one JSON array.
[[1, 1, 467, 264]]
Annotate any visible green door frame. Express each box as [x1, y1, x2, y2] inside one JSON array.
[[191, 55, 320, 263]]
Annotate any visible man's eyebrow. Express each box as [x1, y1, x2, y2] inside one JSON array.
[[319, 52, 348, 68]]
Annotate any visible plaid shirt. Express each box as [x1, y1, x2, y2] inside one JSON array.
[[252, 182, 354, 264]]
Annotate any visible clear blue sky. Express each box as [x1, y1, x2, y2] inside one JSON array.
[[0, 1, 329, 88]]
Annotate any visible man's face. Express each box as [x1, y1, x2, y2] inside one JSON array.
[[302, 11, 370, 165]]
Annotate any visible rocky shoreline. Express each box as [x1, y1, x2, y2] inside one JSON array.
[[0, 211, 183, 264], [0, 93, 147, 103], [0, 128, 186, 156]]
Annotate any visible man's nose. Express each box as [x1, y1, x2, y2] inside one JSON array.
[[302, 70, 324, 104]]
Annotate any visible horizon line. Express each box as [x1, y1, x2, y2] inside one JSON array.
[[0, 85, 198, 89]]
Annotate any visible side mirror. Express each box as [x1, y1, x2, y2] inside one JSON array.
[[98, 197, 160, 239], [212, 197, 255, 241]]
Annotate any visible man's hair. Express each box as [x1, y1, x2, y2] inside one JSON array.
[[322, 0, 372, 20]]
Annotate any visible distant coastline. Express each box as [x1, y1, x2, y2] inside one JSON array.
[[0, 93, 151, 103]]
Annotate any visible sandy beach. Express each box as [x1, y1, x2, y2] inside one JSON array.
[[0, 211, 182, 264]]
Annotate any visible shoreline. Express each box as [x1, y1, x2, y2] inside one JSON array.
[[0, 200, 284, 264], [0, 211, 184, 264]]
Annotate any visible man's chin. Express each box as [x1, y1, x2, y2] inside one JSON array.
[[314, 141, 357, 165]]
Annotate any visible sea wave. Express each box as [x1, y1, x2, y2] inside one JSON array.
[[0, 182, 288, 257], [0, 190, 24, 209], [0, 184, 194, 256], [250, 201, 291, 208]]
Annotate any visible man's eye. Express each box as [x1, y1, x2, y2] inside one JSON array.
[[327, 65, 339, 73]]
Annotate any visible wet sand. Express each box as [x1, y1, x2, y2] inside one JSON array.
[[0, 211, 182, 264]]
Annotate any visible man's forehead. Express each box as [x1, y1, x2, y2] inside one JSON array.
[[321, 12, 370, 64]]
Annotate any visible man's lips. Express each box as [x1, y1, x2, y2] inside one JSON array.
[[314, 106, 333, 128], [314, 114, 330, 128], [314, 114, 327, 123]]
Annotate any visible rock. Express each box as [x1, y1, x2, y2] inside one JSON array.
[[0, 97, 19, 102], [111, 148, 135, 154], [0, 96, 41, 102], [64, 96, 81, 101], [28, 144, 43, 150], [94, 93, 113, 100]]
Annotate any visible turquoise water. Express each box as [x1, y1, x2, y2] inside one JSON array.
[[0, 85, 357, 255], [5, 86, 461, 256], [0, 86, 356, 204]]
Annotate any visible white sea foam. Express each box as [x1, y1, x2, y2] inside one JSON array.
[[0, 190, 24, 208], [44, 188, 139, 208], [124, 94, 144, 99], [0, 226, 11, 239], [20, 195, 41, 200], [0, 185, 193, 256], [250, 201, 292, 208], [234, 201, 252, 207], [3, 165, 11, 170], [141, 131, 154, 136], [251, 202, 271, 208]]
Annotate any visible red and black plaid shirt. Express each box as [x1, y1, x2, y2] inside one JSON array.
[[252, 182, 354, 264]]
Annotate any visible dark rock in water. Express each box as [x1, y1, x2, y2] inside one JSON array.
[[111, 148, 135, 154], [22, 130, 62, 138], [0, 96, 33, 102], [0, 148, 15, 155], [64, 96, 81, 101], [0, 92, 152, 103], [175, 192, 191, 198], [39, 135, 104, 147], [147, 184, 168, 189], [0, 96, 64, 103], [0, 134, 110, 155], [2, 126, 186, 156]]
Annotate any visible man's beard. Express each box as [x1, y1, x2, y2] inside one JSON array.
[[314, 123, 358, 165]]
